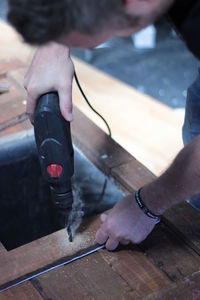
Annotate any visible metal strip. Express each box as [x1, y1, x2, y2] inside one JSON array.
[[0, 244, 104, 293]]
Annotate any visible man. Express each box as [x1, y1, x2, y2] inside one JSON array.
[[8, 0, 200, 250]]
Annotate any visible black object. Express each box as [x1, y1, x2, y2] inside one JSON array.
[[0, 133, 65, 250], [135, 189, 161, 224], [34, 92, 74, 224]]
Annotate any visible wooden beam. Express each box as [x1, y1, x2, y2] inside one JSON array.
[[32, 250, 170, 299], [145, 271, 200, 300], [0, 59, 24, 77], [0, 282, 42, 300]]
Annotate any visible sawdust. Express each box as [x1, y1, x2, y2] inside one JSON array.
[[58, 231, 93, 254]]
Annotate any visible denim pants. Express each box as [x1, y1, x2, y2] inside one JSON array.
[[182, 69, 200, 211]]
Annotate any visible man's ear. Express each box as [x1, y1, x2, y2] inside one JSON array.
[[124, 0, 155, 15]]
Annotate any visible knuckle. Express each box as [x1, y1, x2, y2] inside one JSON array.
[[26, 84, 36, 95], [113, 231, 121, 240], [106, 220, 113, 233]]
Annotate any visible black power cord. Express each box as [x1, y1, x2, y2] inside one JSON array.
[[74, 70, 112, 138]]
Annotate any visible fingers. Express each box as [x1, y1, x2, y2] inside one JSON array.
[[96, 213, 130, 251], [96, 228, 119, 251], [100, 213, 107, 222], [96, 213, 119, 251], [26, 92, 40, 124], [96, 227, 109, 245], [58, 85, 73, 122], [106, 238, 119, 251]]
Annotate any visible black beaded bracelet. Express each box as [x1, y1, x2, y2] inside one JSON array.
[[135, 189, 161, 224]]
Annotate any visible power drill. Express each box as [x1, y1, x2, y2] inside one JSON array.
[[34, 92, 74, 239]]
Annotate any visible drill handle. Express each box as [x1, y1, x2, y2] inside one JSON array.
[[34, 92, 74, 193]]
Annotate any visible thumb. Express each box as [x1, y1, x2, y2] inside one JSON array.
[[58, 87, 73, 122], [100, 213, 108, 223]]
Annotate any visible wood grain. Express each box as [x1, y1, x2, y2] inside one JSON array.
[[0, 218, 99, 287], [145, 271, 200, 300], [0, 78, 26, 125], [100, 247, 171, 298], [0, 282, 43, 300], [0, 58, 24, 77], [32, 252, 135, 300]]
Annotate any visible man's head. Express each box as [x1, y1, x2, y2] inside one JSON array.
[[8, 0, 174, 47]]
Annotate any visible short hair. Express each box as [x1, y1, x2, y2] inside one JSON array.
[[8, 0, 139, 45]]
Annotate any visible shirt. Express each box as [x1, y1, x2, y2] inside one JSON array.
[[168, 0, 200, 59]]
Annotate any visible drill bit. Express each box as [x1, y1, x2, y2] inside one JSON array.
[[66, 184, 84, 242], [67, 224, 73, 242]]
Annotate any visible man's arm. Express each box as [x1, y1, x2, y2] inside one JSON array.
[[24, 42, 74, 122], [96, 135, 200, 250], [141, 135, 200, 215]]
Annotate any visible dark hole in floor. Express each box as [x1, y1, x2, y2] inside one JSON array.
[[0, 132, 123, 251]]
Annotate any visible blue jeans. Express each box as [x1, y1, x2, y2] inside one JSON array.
[[182, 69, 200, 211]]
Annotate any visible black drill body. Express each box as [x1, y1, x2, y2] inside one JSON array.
[[34, 92, 74, 223]]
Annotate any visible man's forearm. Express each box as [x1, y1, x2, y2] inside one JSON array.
[[141, 135, 200, 215]]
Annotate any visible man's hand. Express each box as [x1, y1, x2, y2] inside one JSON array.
[[96, 135, 200, 251], [96, 194, 156, 251], [24, 42, 74, 123]]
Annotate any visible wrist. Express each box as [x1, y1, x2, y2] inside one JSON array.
[[38, 42, 70, 58], [135, 189, 161, 224], [140, 185, 168, 215]]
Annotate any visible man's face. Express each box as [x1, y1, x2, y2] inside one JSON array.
[[58, 0, 174, 48]]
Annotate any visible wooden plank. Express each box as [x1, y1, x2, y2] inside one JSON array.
[[0, 217, 100, 287], [0, 115, 29, 135], [32, 252, 136, 299], [7, 67, 27, 92], [145, 271, 200, 300], [0, 282, 43, 300], [72, 57, 184, 175], [164, 203, 200, 255], [0, 119, 31, 138], [72, 107, 133, 174], [140, 223, 200, 281], [0, 20, 34, 63], [111, 158, 155, 192], [0, 78, 26, 125], [99, 247, 171, 298], [0, 59, 24, 77]]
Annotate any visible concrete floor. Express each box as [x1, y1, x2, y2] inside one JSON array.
[[1, 1, 198, 109]]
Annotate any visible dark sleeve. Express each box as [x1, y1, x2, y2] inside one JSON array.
[[168, 0, 200, 59]]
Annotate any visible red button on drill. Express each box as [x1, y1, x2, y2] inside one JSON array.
[[47, 164, 63, 178]]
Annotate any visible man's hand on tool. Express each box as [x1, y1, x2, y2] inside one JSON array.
[[96, 194, 156, 251], [96, 135, 200, 251], [24, 42, 74, 123]]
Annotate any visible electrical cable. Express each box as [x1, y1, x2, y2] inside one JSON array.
[[74, 70, 112, 138]]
